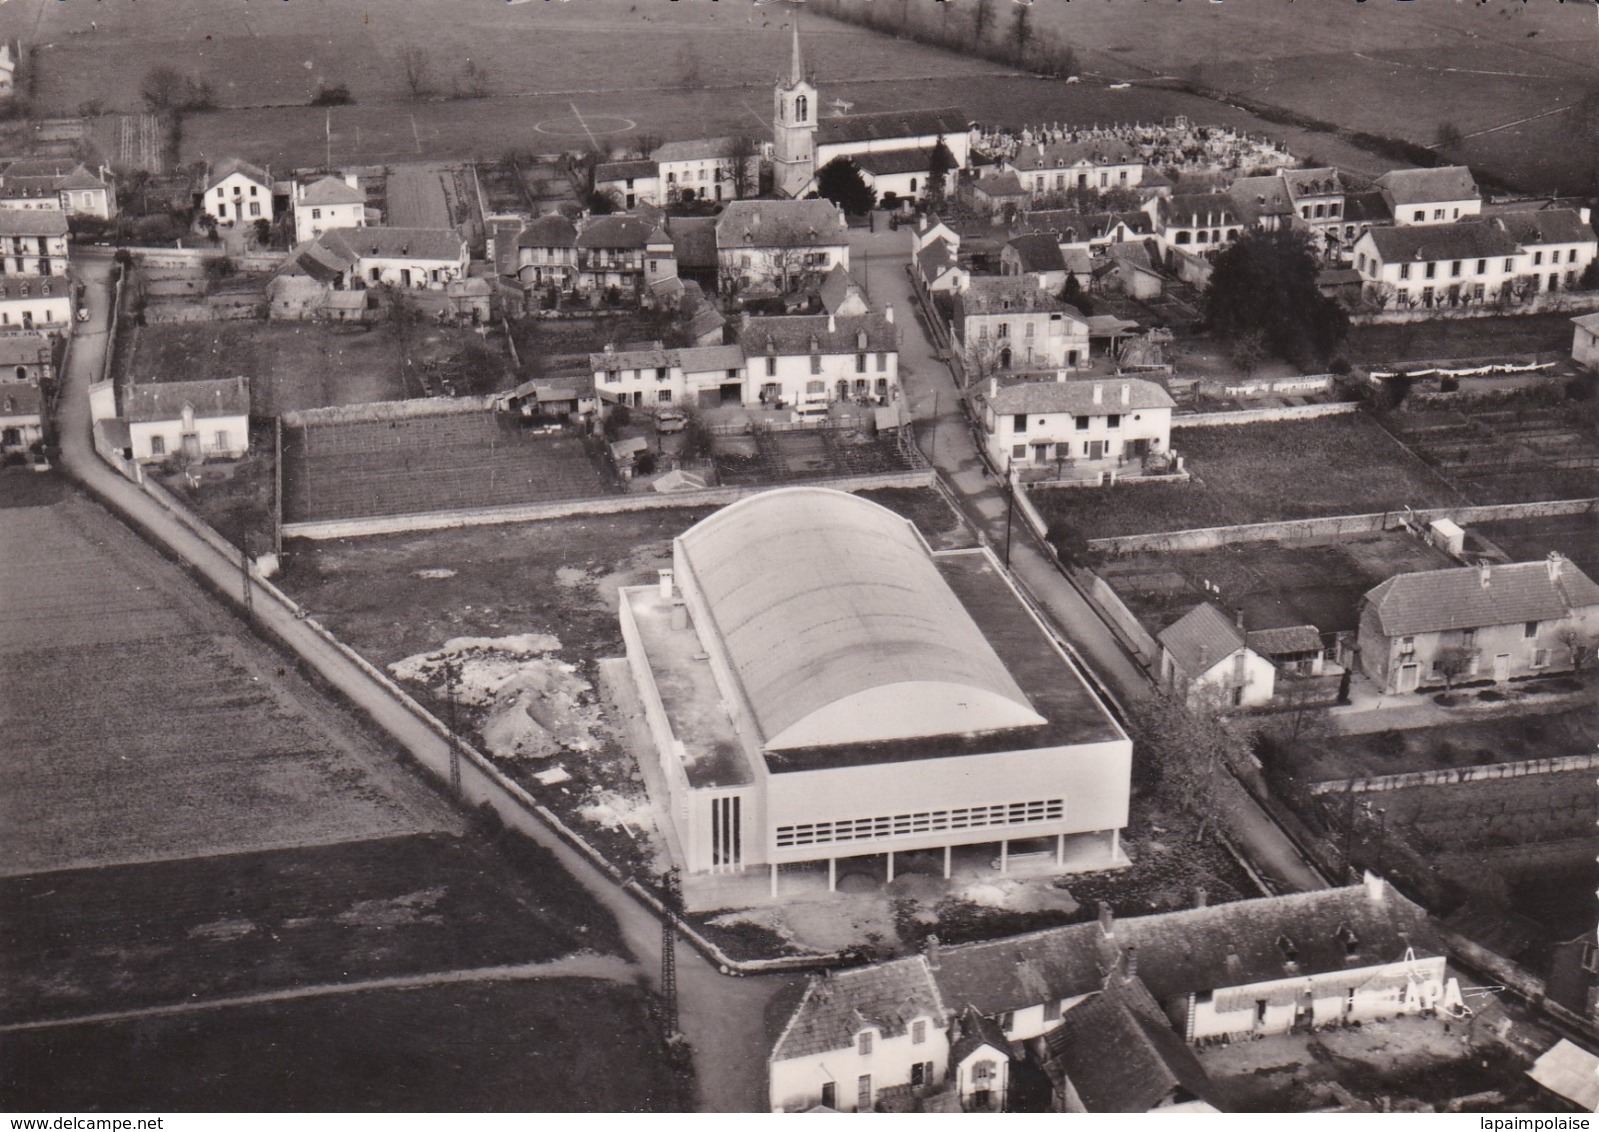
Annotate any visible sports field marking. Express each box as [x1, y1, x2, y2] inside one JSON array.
[[569, 101, 602, 152], [410, 113, 422, 154], [531, 113, 637, 139], [1460, 101, 1575, 141]]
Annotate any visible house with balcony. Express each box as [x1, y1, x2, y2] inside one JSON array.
[[575, 213, 666, 300], [737, 309, 898, 411], [951, 278, 1089, 378], [0, 209, 68, 276], [1353, 222, 1524, 310], [968, 375, 1174, 479], [1157, 602, 1276, 709], [201, 157, 274, 226], [715, 199, 848, 297], [1376, 165, 1480, 227], [515, 213, 579, 295], [1004, 138, 1144, 199], [291, 174, 367, 244], [122, 376, 251, 464], [1356, 556, 1599, 694], [1146, 193, 1242, 255]]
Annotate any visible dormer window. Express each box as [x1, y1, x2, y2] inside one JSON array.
[[1276, 934, 1297, 962], [1335, 923, 1359, 956]]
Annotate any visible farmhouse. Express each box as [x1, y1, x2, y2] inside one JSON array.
[[282, 227, 469, 290], [0, 209, 68, 276], [1003, 138, 1144, 198], [202, 157, 274, 226], [715, 199, 848, 295], [968, 375, 1174, 474], [574, 213, 663, 298], [0, 275, 73, 333], [122, 376, 250, 463], [1573, 312, 1599, 369], [1353, 222, 1523, 309], [770, 878, 1455, 1111], [1376, 165, 1481, 227], [515, 213, 579, 293], [594, 159, 660, 211], [618, 488, 1132, 888], [951, 277, 1089, 376], [1356, 556, 1599, 694], [291, 174, 367, 244], [914, 238, 965, 295], [1156, 602, 1277, 709], [0, 158, 117, 219], [653, 137, 759, 204], [737, 309, 898, 410]]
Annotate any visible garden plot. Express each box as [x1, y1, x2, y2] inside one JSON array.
[[1385, 407, 1599, 504]]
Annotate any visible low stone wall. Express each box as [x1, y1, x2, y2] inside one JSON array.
[[1351, 291, 1599, 325], [1310, 752, 1599, 797], [1174, 401, 1358, 428], [1089, 497, 1598, 555], [282, 395, 498, 427], [1082, 573, 1160, 665], [282, 469, 935, 541], [1028, 471, 1191, 491], [128, 245, 287, 272]]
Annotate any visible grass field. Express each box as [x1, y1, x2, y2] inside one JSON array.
[[1383, 405, 1599, 505], [0, 481, 455, 875], [1038, 414, 1462, 543], [1475, 512, 1599, 580], [0, 830, 625, 1025], [0, 977, 685, 1112], [1344, 314, 1579, 368]]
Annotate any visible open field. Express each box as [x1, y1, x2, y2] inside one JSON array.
[[1096, 527, 1456, 639], [0, 977, 684, 1112], [1038, 414, 1462, 543], [1344, 314, 1579, 368], [0, 830, 625, 1025], [712, 427, 925, 486], [282, 411, 614, 524], [1475, 511, 1599, 580], [0, 478, 455, 875]]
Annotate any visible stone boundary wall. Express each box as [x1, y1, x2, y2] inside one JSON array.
[[282, 396, 499, 426], [1310, 752, 1599, 796], [1081, 573, 1161, 666], [1174, 402, 1359, 428], [1028, 471, 1191, 492], [1351, 291, 1599, 325], [126, 246, 287, 273], [1088, 497, 1598, 555], [282, 470, 935, 540]]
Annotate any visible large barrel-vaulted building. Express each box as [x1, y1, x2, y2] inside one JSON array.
[[618, 488, 1131, 893]]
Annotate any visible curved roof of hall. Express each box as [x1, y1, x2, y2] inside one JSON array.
[[675, 488, 1044, 752]]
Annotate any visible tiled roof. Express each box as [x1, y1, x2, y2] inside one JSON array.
[[1376, 165, 1479, 205], [0, 333, 52, 366], [1529, 1040, 1599, 1112], [973, 170, 1025, 198], [1342, 190, 1393, 225], [715, 199, 845, 250], [577, 213, 657, 250], [595, 159, 658, 184], [816, 106, 968, 148], [1008, 138, 1137, 172], [916, 239, 960, 285], [55, 167, 108, 192], [1573, 311, 1599, 333], [675, 344, 744, 374], [297, 176, 364, 207], [1361, 559, 1599, 637], [1158, 194, 1240, 229], [977, 377, 1173, 417], [0, 210, 68, 236], [739, 312, 896, 356], [1227, 175, 1294, 222], [518, 213, 578, 249], [818, 262, 867, 314], [953, 276, 1076, 321], [1492, 208, 1595, 247], [948, 1005, 1010, 1065], [1363, 221, 1520, 263], [205, 157, 270, 192], [652, 136, 742, 164], [318, 226, 466, 263], [1, 157, 85, 178], [933, 925, 1108, 1016], [773, 956, 947, 1061], [1246, 624, 1324, 656], [1022, 209, 1151, 243], [0, 276, 69, 300], [852, 147, 935, 177], [1157, 602, 1246, 676], [0, 382, 41, 416], [124, 376, 250, 423], [590, 343, 674, 372], [1043, 985, 1199, 1112], [669, 216, 719, 268], [1006, 233, 1066, 274], [1281, 167, 1342, 199]]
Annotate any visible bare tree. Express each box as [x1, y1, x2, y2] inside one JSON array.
[[972, 0, 996, 43], [1434, 645, 1477, 691], [1127, 688, 1249, 844], [676, 45, 705, 91], [633, 132, 663, 161], [727, 135, 760, 200], [399, 46, 433, 100], [1559, 627, 1595, 673], [1010, 1, 1034, 65], [454, 58, 490, 100]]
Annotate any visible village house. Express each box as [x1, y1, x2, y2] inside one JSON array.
[[1156, 602, 1277, 709], [1020, 208, 1152, 254], [968, 375, 1174, 475], [1376, 165, 1481, 227], [0, 209, 68, 276], [0, 158, 117, 219], [1491, 208, 1597, 295], [998, 233, 1091, 296], [0, 379, 40, 453], [909, 214, 961, 256], [201, 157, 274, 226], [968, 170, 1028, 216], [0, 332, 53, 383], [1146, 193, 1242, 254], [914, 238, 966, 295], [122, 376, 250, 464], [291, 174, 367, 244], [515, 213, 579, 295], [737, 309, 898, 410], [1003, 138, 1144, 198], [1573, 311, 1599, 368], [278, 227, 468, 292], [574, 213, 662, 300], [590, 341, 747, 410], [653, 137, 759, 204], [1356, 556, 1599, 694], [594, 158, 660, 211], [1353, 222, 1524, 309], [951, 277, 1089, 377], [852, 148, 946, 211], [0, 275, 73, 333], [817, 264, 870, 317], [715, 198, 848, 296]]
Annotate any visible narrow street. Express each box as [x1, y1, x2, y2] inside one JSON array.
[[56, 253, 797, 1114], [849, 222, 1328, 895]]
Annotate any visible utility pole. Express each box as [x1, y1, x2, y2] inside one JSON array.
[[660, 868, 681, 1040], [1003, 458, 1016, 569], [239, 524, 253, 617], [444, 659, 463, 798]]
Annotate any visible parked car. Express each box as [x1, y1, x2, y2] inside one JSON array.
[[76, 306, 89, 322], [654, 409, 688, 433]]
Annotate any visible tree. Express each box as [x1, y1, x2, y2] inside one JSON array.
[[399, 46, 433, 100], [1062, 273, 1094, 316], [1559, 627, 1595, 673], [1203, 228, 1349, 368], [454, 58, 490, 100], [816, 157, 876, 216], [1229, 329, 1267, 374], [972, 0, 996, 43], [1125, 690, 1248, 843], [310, 83, 354, 107], [141, 66, 189, 113], [925, 135, 955, 210], [1010, 1, 1034, 65], [633, 133, 663, 161], [727, 135, 760, 200], [1433, 645, 1478, 691]]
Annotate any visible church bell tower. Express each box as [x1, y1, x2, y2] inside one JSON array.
[[772, 20, 817, 199]]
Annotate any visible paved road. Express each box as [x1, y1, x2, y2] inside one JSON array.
[[849, 224, 1328, 895], [58, 252, 797, 1113]]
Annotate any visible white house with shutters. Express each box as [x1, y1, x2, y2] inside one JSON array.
[[969, 375, 1175, 474], [202, 158, 274, 226], [292, 174, 367, 244], [123, 376, 251, 463]]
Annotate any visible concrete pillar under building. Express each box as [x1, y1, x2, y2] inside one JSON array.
[[828, 857, 836, 892], [770, 863, 778, 899], [1000, 839, 1009, 874], [1057, 833, 1065, 867], [1111, 828, 1121, 861], [943, 844, 951, 879], [887, 850, 895, 884]]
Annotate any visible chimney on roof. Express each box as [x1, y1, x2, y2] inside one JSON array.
[[1479, 562, 1492, 589], [989, 376, 998, 399], [1194, 886, 1208, 909], [1546, 551, 1565, 583], [1092, 383, 1103, 405], [924, 934, 941, 970], [604, 342, 615, 354], [1121, 383, 1131, 405], [1098, 902, 1114, 938], [1235, 607, 1246, 630], [657, 568, 675, 599], [884, 302, 894, 325], [1363, 871, 1386, 902], [1122, 946, 1138, 981], [828, 312, 836, 334]]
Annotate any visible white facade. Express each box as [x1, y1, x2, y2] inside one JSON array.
[[129, 408, 249, 463], [658, 150, 758, 205], [1160, 645, 1277, 710], [204, 170, 273, 225], [745, 343, 897, 410], [292, 176, 366, 244], [974, 379, 1174, 472], [1353, 228, 1523, 309], [769, 1012, 949, 1113], [0, 287, 72, 333], [1574, 313, 1599, 368]]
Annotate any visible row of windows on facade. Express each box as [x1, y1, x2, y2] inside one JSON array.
[[773, 799, 1064, 849], [216, 184, 260, 197], [1429, 649, 1554, 676], [736, 252, 832, 268], [0, 277, 56, 294], [976, 321, 1047, 341], [615, 377, 891, 406], [602, 354, 889, 384], [1399, 622, 1544, 655], [1015, 412, 1131, 432], [1367, 248, 1584, 279], [147, 431, 231, 456], [1390, 271, 1579, 307], [1413, 207, 1463, 223], [1170, 227, 1240, 245], [1031, 169, 1130, 192], [820, 1063, 995, 1112]]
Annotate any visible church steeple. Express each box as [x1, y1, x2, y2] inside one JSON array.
[[773, 17, 817, 198], [788, 17, 805, 86]]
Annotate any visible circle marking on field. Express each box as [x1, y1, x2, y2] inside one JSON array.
[[533, 115, 637, 138]]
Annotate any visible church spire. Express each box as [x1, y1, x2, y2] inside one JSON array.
[[788, 17, 804, 86]]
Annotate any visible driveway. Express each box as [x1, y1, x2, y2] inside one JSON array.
[[56, 251, 797, 1113]]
